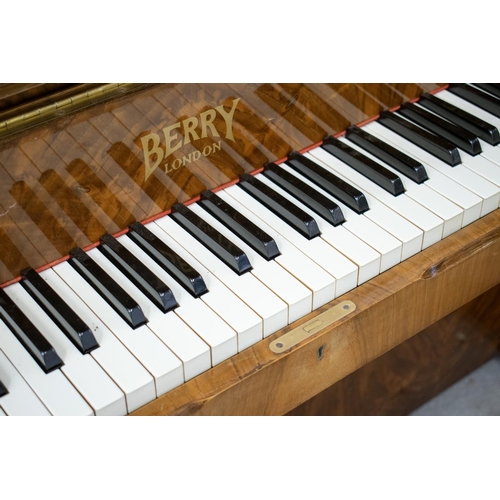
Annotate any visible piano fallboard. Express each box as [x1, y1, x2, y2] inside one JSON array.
[[0, 83, 442, 286]]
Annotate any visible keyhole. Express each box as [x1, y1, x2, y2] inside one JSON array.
[[317, 345, 325, 360]]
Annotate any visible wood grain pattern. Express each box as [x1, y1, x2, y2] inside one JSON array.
[[0, 83, 440, 284], [287, 284, 500, 416], [131, 209, 500, 416]]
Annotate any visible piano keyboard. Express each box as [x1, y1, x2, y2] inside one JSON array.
[[1, 83, 500, 416]]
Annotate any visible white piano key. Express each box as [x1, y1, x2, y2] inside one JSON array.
[[339, 133, 464, 237], [0, 318, 93, 416], [189, 203, 312, 323], [459, 149, 500, 190], [278, 163, 402, 272], [153, 216, 288, 337], [88, 246, 216, 374], [255, 172, 380, 285], [477, 140, 500, 172], [366, 121, 484, 226], [54, 261, 184, 397], [38, 268, 156, 413], [4, 283, 127, 416], [215, 190, 337, 309], [223, 183, 359, 297], [0, 349, 51, 416], [312, 142, 445, 248], [370, 117, 500, 215], [118, 233, 262, 352]]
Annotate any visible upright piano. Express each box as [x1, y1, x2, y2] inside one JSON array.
[[0, 83, 499, 416]]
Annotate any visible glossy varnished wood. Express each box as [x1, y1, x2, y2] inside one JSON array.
[[287, 284, 500, 416], [0, 83, 441, 285], [131, 209, 500, 416]]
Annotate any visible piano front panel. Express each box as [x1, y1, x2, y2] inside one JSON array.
[[0, 83, 442, 285]]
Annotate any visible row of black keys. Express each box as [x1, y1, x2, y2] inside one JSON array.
[[1, 82, 499, 389]]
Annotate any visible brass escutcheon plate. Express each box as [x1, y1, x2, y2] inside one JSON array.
[[269, 300, 356, 354]]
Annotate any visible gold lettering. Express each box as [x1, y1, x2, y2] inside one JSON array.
[[202, 145, 212, 156], [140, 132, 164, 181], [182, 152, 195, 166], [182, 116, 200, 144], [212, 140, 221, 153], [215, 97, 240, 142], [163, 123, 183, 157], [172, 158, 182, 170], [199, 109, 218, 139]]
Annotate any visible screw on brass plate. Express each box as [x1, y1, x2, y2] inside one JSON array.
[[343, 304, 350, 310], [276, 342, 284, 349], [317, 345, 325, 360]]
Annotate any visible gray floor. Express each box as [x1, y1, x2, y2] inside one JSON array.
[[410, 354, 500, 416]]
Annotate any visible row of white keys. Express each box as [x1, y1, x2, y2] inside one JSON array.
[[90, 241, 234, 368], [0, 318, 93, 415], [411, 101, 500, 179], [365, 121, 484, 225], [188, 203, 312, 323], [4, 282, 127, 416], [338, 135, 464, 237], [0, 351, 44, 417], [306, 147, 436, 251], [310, 143, 445, 247], [427, 91, 500, 169], [221, 183, 359, 297], [54, 261, 184, 398], [0, 349, 50, 416], [395, 107, 500, 194], [366, 120, 500, 215], [39, 268, 156, 413], [277, 163, 403, 272], [118, 233, 262, 353], [214, 190, 337, 310], [151, 217, 288, 337], [254, 173, 380, 284]]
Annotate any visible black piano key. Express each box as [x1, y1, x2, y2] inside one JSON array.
[[199, 190, 281, 261], [398, 102, 482, 156], [0, 379, 8, 397], [418, 92, 500, 146], [262, 162, 345, 226], [237, 173, 321, 239], [20, 268, 99, 354], [69, 248, 148, 329], [321, 135, 405, 196], [378, 110, 461, 166], [471, 83, 500, 100], [171, 203, 252, 276], [0, 288, 63, 373], [127, 222, 208, 298], [345, 126, 428, 184], [285, 151, 369, 214], [99, 234, 178, 313], [448, 83, 500, 119]]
